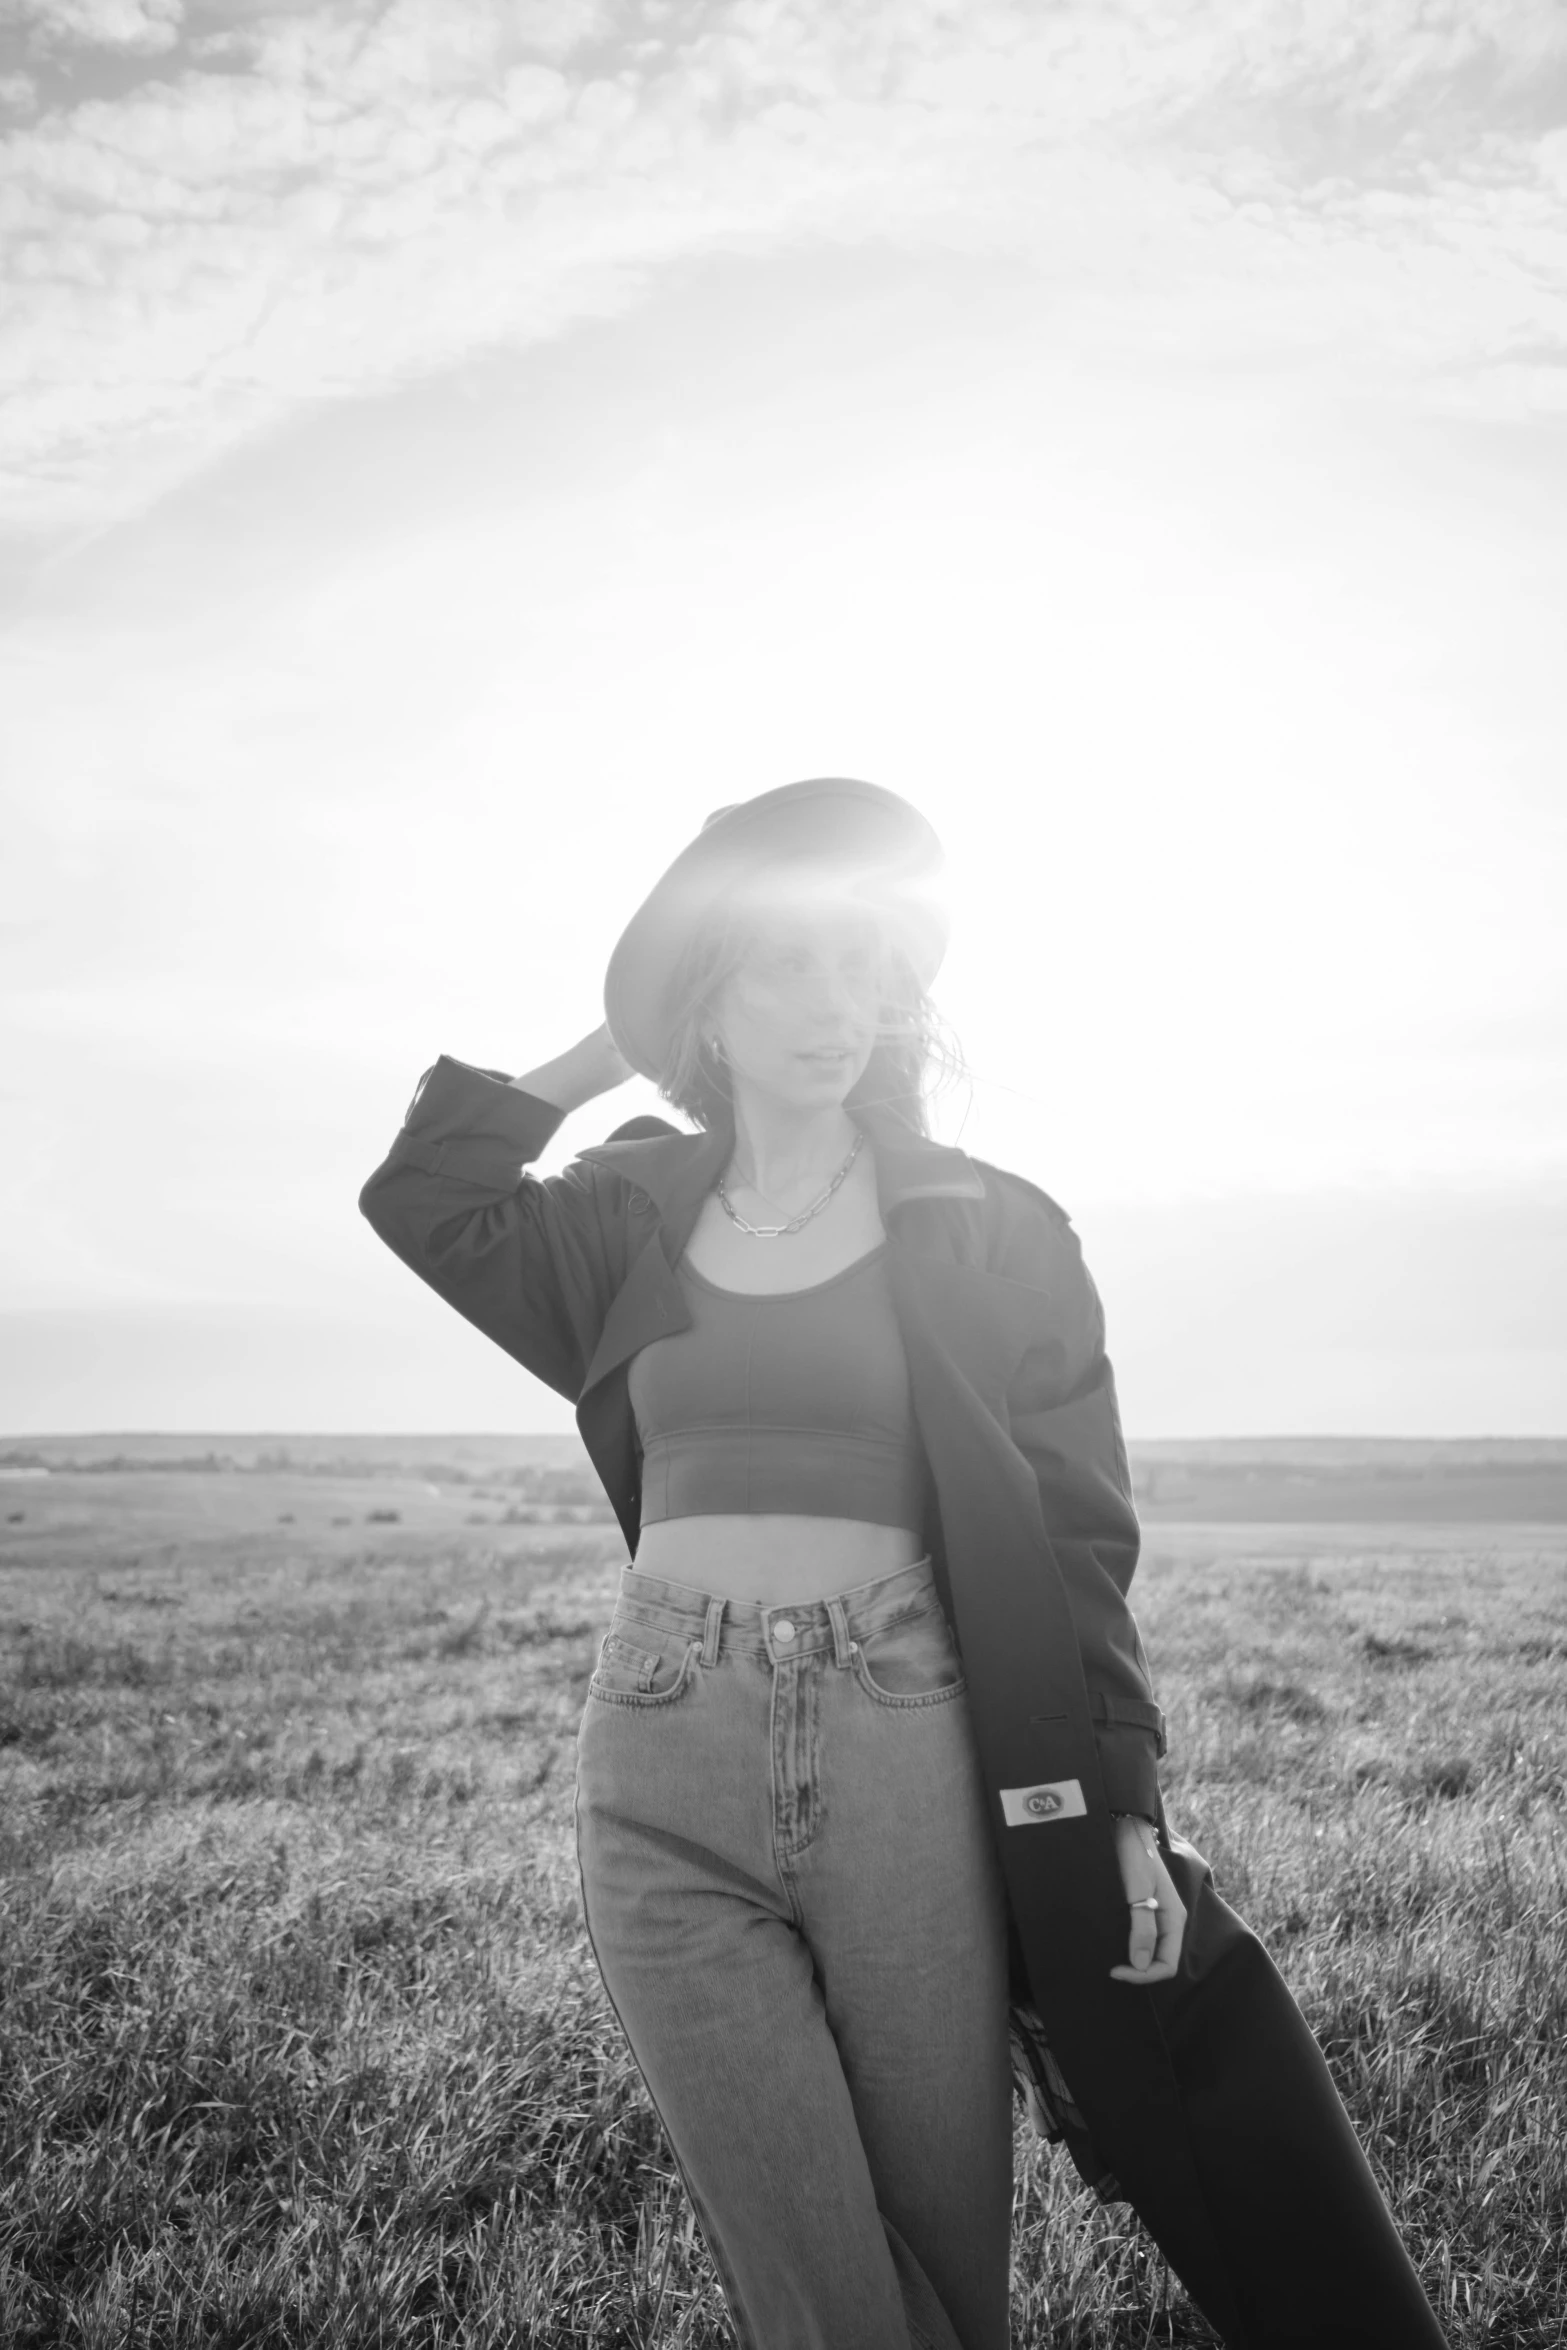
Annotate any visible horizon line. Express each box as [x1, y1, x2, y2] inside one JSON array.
[[5, 1430, 1567, 1449]]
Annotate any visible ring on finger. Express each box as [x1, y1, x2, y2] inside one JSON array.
[[1127, 1897, 1161, 1912]]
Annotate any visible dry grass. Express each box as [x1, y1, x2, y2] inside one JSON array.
[[1, 1480, 1564, 2347]]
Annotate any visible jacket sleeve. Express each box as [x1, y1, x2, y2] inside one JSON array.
[[357, 1056, 628, 1402], [1000, 1201, 1166, 1820]]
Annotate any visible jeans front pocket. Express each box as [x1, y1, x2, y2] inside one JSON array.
[[588, 1624, 701, 1709], [851, 1605, 967, 1709]]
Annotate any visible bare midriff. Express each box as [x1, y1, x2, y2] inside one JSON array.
[[630, 1514, 926, 1604]]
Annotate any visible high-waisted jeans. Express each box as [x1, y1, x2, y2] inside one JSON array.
[[573, 1555, 1014, 2350]]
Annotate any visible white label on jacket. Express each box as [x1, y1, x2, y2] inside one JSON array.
[[1000, 1779, 1086, 1827]]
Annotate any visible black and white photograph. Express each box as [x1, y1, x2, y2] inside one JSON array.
[[2, 3, 1564, 2345]]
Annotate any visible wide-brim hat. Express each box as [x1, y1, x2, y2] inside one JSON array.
[[603, 777, 949, 1080]]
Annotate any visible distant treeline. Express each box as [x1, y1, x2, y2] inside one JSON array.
[[0, 1447, 604, 1504], [1130, 1452, 1567, 1523], [4, 1435, 1565, 1521]]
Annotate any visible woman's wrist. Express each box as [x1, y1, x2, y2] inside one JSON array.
[[1111, 1811, 1158, 1850]]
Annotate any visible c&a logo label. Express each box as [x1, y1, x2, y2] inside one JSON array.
[[999, 1778, 1087, 1827]]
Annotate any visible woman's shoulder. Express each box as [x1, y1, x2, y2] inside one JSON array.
[[568, 1115, 709, 1241], [572, 1115, 696, 1190], [966, 1155, 1091, 1290], [970, 1155, 1076, 1230]]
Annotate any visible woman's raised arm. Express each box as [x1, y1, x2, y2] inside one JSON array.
[[358, 1029, 637, 1402], [509, 1022, 634, 1112]]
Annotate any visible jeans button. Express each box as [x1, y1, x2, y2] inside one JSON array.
[[774, 1618, 797, 1644]]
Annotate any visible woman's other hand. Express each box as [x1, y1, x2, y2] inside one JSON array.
[[1108, 1814, 1187, 1986]]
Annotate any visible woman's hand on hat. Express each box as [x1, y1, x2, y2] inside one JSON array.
[[1108, 1814, 1187, 1986]]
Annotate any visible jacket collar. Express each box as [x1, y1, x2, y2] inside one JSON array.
[[578, 1101, 986, 1246]]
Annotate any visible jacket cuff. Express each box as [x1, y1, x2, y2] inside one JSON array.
[[386, 1056, 568, 1189], [1094, 1725, 1162, 1820]]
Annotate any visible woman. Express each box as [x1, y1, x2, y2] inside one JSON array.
[[360, 780, 1446, 2350]]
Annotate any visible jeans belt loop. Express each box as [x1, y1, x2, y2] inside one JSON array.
[[701, 1596, 725, 1669], [825, 1596, 853, 1670]]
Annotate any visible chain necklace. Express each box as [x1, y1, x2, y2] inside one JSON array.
[[715, 1131, 864, 1238]]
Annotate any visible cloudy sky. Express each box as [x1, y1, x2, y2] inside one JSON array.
[[3, 0, 1565, 1437]]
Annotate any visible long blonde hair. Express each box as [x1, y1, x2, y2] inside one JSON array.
[[655, 897, 965, 1138]]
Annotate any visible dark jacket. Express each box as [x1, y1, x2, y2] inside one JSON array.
[[360, 1057, 1447, 2350]]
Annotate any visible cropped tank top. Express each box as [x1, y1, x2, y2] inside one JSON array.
[[627, 1243, 928, 1530]]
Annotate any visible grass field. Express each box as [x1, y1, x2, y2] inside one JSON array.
[[1, 1455, 1564, 2347]]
